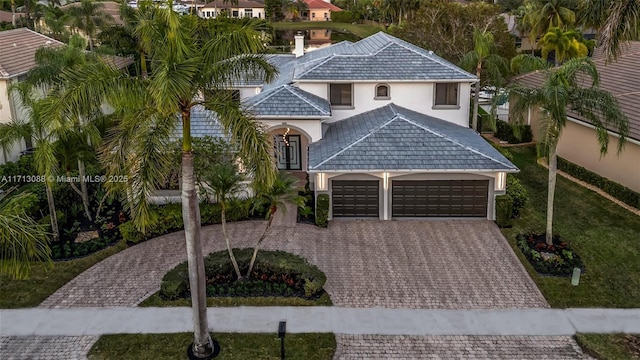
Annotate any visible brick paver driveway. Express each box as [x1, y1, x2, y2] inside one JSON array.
[[4, 218, 590, 359]]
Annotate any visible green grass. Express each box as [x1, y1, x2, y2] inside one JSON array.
[[271, 21, 383, 39], [501, 146, 640, 308], [88, 333, 336, 360], [139, 292, 333, 307], [0, 241, 128, 308], [575, 334, 639, 360]]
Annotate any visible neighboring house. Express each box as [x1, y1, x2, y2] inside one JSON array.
[[515, 43, 640, 193], [198, 0, 265, 19], [186, 32, 518, 220], [0, 27, 133, 164], [303, 0, 341, 21], [0, 10, 24, 25]]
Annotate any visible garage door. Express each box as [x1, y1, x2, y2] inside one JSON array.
[[392, 180, 488, 217], [332, 180, 379, 217]]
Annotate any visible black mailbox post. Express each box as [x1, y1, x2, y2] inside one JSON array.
[[278, 321, 286, 360]]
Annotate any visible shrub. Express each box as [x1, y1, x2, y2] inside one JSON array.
[[160, 249, 327, 300], [315, 194, 329, 227], [506, 175, 528, 218], [494, 120, 533, 144], [331, 10, 354, 23], [516, 233, 584, 276], [557, 157, 640, 209], [495, 195, 513, 227]]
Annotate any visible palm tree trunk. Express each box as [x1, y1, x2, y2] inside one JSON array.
[[45, 181, 59, 241], [182, 150, 214, 357], [140, 52, 148, 79], [77, 160, 92, 221], [246, 212, 274, 277], [545, 145, 558, 246], [472, 62, 482, 132], [221, 204, 242, 280], [11, 0, 16, 27]]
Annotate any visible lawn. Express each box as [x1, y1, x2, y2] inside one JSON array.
[[271, 21, 384, 39], [501, 146, 640, 309], [88, 333, 336, 360], [0, 240, 128, 308], [575, 334, 640, 360]]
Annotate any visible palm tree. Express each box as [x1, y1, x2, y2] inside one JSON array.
[[246, 171, 302, 277], [204, 162, 244, 280], [509, 57, 628, 245], [0, 185, 51, 280], [523, 0, 577, 45], [0, 84, 60, 241], [50, 9, 277, 358], [65, 0, 114, 51], [460, 27, 509, 132], [538, 27, 591, 65], [581, 0, 640, 60]]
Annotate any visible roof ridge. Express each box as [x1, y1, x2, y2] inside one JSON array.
[[312, 112, 398, 169], [294, 55, 335, 79], [287, 86, 330, 115], [396, 114, 514, 168]]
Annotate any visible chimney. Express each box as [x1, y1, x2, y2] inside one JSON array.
[[294, 32, 305, 58]]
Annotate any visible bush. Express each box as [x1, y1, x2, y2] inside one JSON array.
[[495, 195, 513, 227], [516, 233, 584, 276], [494, 120, 533, 144], [331, 10, 354, 23], [315, 194, 329, 227], [160, 249, 327, 300], [557, 157, 640, 209], [506, 175, 528, 218]]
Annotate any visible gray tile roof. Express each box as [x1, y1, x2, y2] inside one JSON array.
[[309, 104, 517, 172], [172, 105, 226, 141], [245, 85, 330, 117]]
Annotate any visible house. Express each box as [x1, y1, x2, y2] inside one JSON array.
[[0, 10, 24, 25], [303, 0, 341, 21], [0, 28, 133, 164], [185, 32, 518, 220], [515, 42, 640, 193], [198, 0, 265, 19]]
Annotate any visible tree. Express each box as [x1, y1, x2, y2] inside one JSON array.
[[509, 57, 628, 245], [523, 0, 577, 45], [579, 0, 640, 60], [538, 27, 592, 65], [0, 186, 51, 280], [50, 10, 277, 358], [0, 84, 61, 241], [389, 1, 517, 64], [204, 162, 244, 280], [460, 28, 509, 132], [265, 0, 285, 21], [285, 0, 308, 20], [246, 171, 302, 277], [65, 0, 114, 51]]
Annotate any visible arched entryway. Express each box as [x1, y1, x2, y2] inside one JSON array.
[[268, 125, 312, 183]]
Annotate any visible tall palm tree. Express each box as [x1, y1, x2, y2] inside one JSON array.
[[246, 171, 302, 277], [204, 162, 244, 280], [65, 0, 114, 51], [0, 84, 60, 241], [523, 0, 577, 45], [580, 0, 640, 60], [460, 27, 509, 132], [509, 57, 628, 245], [538, 27, 591, 65], [50, 8, 277, 358], [0, 185, 51, 280]]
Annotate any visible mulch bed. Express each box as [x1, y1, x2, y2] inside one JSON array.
[[516, 233, 584, 277]]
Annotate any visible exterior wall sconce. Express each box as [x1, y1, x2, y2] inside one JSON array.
[[495, 172, 506, 191], [316, 173, 327, 191]]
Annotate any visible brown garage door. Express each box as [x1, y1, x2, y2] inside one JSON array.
[[332, 180, 379, 217], [392, 180, 488, 217]]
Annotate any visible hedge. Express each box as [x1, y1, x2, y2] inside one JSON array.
[[506, 175, 528, 218], [315, 194, 329, 227], [495, 195, 513, 227], [494, 120, 533, 144], [331, 10, 354, 23], [121, 199, 252, 244], [161, 249, 327, 300], [557, 157, 640, 209]]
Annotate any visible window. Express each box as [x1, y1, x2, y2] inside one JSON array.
[[434, 83, 459, 107], [232, 10, 239, 17], [324, 12, 328, 19], [244, 9, 252, 17], [312, 12, 315, 18], [375, 84, 390, 99], [329, 84, 352, 107]]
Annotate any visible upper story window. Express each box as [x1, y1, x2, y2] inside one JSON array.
[[329, 83, 353, 107], [374, 84, 390, 100], [434, 83, 459, 107]]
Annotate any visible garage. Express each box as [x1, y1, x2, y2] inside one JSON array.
[[392, 180, 489, 217], [332, 180, 379, 217]]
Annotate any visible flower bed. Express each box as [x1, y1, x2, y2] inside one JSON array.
[[160, 249, 327, 300], [516, 233, 584, 276]]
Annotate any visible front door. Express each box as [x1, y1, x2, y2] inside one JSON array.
[[275, 134, 302, 170]]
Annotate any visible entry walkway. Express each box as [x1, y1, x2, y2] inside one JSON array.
[[2, 307, 639, 337]]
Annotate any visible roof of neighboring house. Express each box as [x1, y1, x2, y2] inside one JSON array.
[[245, 84, 330, 118], [62, 1, 123, 25], [173, 105, 226, 140], [0, 10, 24, 23], [0, 28, 65, 78], [308, 104, 517, 172], [201, 0, 264, 9], [515, 42, 640, 142], [304, 0, 342, 11]]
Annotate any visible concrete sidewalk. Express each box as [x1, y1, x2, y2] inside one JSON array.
[[2, 307, 639, 337]]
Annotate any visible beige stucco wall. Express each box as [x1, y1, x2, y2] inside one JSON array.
[[309, 9, 331, 21], [0, 78, 26, 163], [556, 120, 640, 193]]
